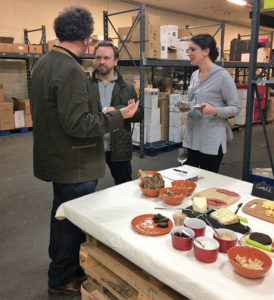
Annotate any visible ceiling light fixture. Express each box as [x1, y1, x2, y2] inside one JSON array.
[[227, 0, 247, 5]]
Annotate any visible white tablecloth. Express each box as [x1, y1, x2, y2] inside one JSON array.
[[56, 166, 274, 300]]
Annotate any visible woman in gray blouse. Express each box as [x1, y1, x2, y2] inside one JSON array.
[[180, 34, 240, 173]]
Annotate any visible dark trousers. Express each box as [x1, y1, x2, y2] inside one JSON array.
[[185, 145, 224, 173], [105, 151, 132, 185], [48, 180, 97, 288]]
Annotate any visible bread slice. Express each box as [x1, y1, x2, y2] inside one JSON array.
[[210, 208, 239, 225]]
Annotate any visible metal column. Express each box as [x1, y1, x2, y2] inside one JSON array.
[[242, 0, 261, 181], [103, 11, 108, 40], [139, 3, 145, 158]]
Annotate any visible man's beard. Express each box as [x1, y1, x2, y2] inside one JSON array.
[[97, 65, 113, 76]]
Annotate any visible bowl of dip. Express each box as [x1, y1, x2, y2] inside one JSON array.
[[213, 228, 238, 253], [193, 236, 220, 263]]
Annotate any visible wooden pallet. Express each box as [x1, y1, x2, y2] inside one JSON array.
[[80, 236, 187, 300]]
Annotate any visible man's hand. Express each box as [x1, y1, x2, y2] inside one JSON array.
[[120, 100, 139, 119], [200, 103, 218, 115], [103, 106, 116, 114]]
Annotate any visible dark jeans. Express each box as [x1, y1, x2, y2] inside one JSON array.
[[185, 145, 223, 173], [105, 151, 132, 185], [48, 180, 97, 288]]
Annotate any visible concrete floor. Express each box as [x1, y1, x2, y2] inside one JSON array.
[[0, 123, 273, 300]]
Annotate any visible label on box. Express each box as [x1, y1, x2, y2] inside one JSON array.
[[251, 182, 274, 200]]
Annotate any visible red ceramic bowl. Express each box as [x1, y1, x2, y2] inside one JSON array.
[[171, 226, 195, 251], [193, 236, 220, 263], [159, 187, 187, 205], [139, 182, 162, 197], [213, 228, 238, 253], [171, 180, 197, 196], [138, 171, 160, 182], [227, 246, 272, 279], [184, 218, 206, 237]]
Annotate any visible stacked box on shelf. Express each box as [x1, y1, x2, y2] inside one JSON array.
[[168, 94, 187, 142], [235, 84, 247, 125], [13, 98, 32, 127], [144, 89, 161, 143], [118, 15, 161, 60], [158, 92, 169, 140], [0, 98, 15, 131], [160, 25, 178, 59]]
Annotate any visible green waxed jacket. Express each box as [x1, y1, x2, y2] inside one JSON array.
[[30, 46, 124, 184], [90, 69, 143, 162]]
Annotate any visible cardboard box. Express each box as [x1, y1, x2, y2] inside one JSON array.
[[0, 43, 14, 52], [266, 98, 274, 122], [144, 107, 160, 125], [132, 123, 146, 144], [0, 84, 3, 102], [14, 110, 25, 128], [161, 126, 169, 141], [169, 126, 185, 142], [241, 48, 270, 63], [176, 41, 190, 60], [12, 44, 28, 53], [160, 25, 178, 46], [47, 39, 60, 51], [0, 102, 13, 116], [146, 124, 161, 143], [131, 15, 160, 41], [144, 89, 158, 109], [24, 114, 33, 127], [169, 111, 187, 128], [28, 44, 43, 54], [178, 28, 191, 39], [169, 94, 181, 110], [0, 117, 15, 130], [119, 40, 160, 59], [0, 102, 14, 130], [160, 44, 177, 59], [13, 98, 31, 115]]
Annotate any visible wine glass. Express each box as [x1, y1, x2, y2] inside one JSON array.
[[177, 147, 188, 174]]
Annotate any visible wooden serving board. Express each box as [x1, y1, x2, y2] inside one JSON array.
[[242, 199, 274, 224], [239, 233, 274, 258], [192, 187, 240, 208]]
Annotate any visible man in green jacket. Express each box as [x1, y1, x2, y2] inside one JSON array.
[[30, 7, 139, 296], [90, 41, 143, 185]]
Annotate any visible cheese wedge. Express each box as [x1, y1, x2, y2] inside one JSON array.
[[193, 197, 207, 214], [262, 200, 274, 218], [210, 208, 238, 225]]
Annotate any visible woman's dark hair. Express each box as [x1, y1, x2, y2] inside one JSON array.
[[54, 7, 94, 42], [191, 34, 219, 62], [94, 41, 119, 60]]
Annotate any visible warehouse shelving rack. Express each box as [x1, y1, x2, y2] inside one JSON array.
[[103, 2, 273, 163], [242, 0, 274, 181], [0, 26, 46, 98]]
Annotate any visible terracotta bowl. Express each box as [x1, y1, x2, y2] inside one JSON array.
[[159, 187, 187, 205], [227, 246, 272, 279], [193, 236, 220, 263], [138, 171, 160, 182], [171, 180, 197, 196], [213, 228, 238, 253], [171, 226, 195, 251], [139, 182, 162, 197]]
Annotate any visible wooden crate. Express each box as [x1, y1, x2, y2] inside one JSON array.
[[80, 236, 187, 300]]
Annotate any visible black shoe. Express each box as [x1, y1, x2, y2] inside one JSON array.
[[73, 273, 88, 285], [48, 279, 81, 296]]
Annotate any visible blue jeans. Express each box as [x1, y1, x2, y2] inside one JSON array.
[[48, 180, 97, 288]]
